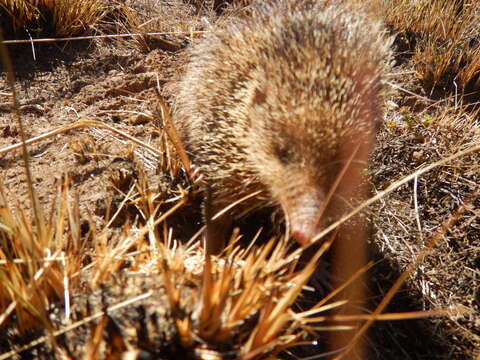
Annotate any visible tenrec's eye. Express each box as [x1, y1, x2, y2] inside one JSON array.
[[251, 86, 267, 106], [275, 145, 293, 165]]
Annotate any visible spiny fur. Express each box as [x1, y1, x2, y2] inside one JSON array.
[[174, 0, 393, 245]]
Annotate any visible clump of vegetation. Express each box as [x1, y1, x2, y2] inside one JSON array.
[[0, 0, 115, 37], [0, 162, 353, 359], [0, 178, 86, 334], [377, 0, 480, 97], [370, 106, 480, 358]]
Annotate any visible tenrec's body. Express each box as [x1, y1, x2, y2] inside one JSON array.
[[174, 1, 393, 253]]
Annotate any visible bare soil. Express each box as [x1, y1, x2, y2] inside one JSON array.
[[1, 39, 183, 220]]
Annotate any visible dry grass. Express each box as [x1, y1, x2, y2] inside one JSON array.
[[1, 125, 474, 358], [0, 170, 446, 359], [0, 160, 353, 359], [370, 106, 480, 357], [374, 0, 480, 96], [0, 0, 115, 37], [0, 178, 86, 334]]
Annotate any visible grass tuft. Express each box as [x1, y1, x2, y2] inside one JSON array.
[[0, 177, 87, 333], [375, 0, 480, 97], [0, 0, 114, 37]]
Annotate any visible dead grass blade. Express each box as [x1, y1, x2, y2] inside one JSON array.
[[334, 188, 480, 360], [154, 88, 191, 179], [0, 30, 206, 44], [310, 142, 480, 245], [0, 118, 161, 157]]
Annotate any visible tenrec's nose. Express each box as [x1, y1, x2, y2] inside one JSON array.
[[292, 226, 314, 246]]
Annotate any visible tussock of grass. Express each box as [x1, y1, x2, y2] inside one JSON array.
[[0, 177, 86, 333], [0, 169, 342, 359], [114, 1, 207, 52], [0, 0, 114, 37], [376, 0, 480, 96]]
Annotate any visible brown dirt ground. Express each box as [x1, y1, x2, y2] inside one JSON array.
[[1, 41, 180, 219], [0, 1, 479, 359]]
